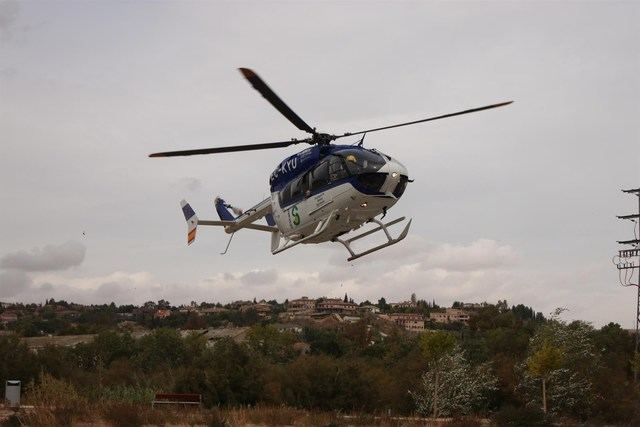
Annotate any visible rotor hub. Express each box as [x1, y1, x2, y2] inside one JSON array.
[[313, 133, 335, 146]]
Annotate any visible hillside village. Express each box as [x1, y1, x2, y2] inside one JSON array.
[[2, 295, 638, 425], [0, 295, 541, 352]]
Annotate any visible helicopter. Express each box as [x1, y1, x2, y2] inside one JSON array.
[[150, 68, 512, 261]]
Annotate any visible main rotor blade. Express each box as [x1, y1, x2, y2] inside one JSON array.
[[335, 101, 514, 139], [239, 68, 316, 135], [149, 139, 307, 157]]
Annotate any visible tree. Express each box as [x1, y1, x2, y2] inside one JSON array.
[[377, 297, 389, 311], [0, 335, 39, 388], [183, 312, 207, 330], [416, 331, 456, 417], [527, 340, 563, 413], [246, 324, 296, 363], [517, 313, 599, 418], [134, 328, 186, 371], [303, 327, 346, 357], [410, 344, 497, 417]]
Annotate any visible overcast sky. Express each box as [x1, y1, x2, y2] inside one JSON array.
[[1, 1, 639, 327]]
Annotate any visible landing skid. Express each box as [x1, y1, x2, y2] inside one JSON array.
[[271, 210, 338, 255], [333, 216, 412, 261]]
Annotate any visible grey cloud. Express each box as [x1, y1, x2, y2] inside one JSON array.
[[0, 0, 19, 40], [240, 269, 278, 285], [95, 282, 125, 300], [0, 241, 86, 272], [39, 282, 53, 292], [0, 1, 18, 29], [0, 269, 31, 297], [178, 177, 202, 192]]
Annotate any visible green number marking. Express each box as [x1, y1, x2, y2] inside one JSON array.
[[291, 205, 300, 226]]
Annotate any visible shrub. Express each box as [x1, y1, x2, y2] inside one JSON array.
[[23, 373, 89, 426], [100, 403, 143, 427]]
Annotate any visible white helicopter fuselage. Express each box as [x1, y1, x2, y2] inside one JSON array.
[[271, 155, 409, 244]]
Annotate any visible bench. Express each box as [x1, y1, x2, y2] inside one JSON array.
[[152, 393, 202, 408]]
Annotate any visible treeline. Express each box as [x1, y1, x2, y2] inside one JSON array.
[[4, 301, 281, 336], [1, 306, 639, 424]]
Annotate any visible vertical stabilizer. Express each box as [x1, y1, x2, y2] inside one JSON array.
[[215, 197, 238, 221], [180, 200, 198, 245]]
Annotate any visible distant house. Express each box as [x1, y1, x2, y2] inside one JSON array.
[[0, 311, 18, 324], [287, 297, 316, 312], [429, 308, 471, 325], [387, 313, 425, 332], [240, 302, 272, 318], [316, 298, 357, 314], [358, 305, 381, 314], [154, 309, 172, 319], [229, 300, 253, 310]]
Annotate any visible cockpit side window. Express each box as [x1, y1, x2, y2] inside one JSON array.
[[329, 156, 349, 182], [335, 149, 385, 175]]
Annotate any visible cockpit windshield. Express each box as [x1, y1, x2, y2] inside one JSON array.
[[334, 149, 386, 175]]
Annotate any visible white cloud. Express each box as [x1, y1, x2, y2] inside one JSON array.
[[420, 239, 518, 272]]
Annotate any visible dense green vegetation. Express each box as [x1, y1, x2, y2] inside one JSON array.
[[1, 302, 639, 424]]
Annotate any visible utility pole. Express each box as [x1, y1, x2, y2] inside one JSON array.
[[614, 188, 640, 383]]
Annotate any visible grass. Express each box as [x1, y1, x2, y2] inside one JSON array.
[[14, 404, 452, 426]]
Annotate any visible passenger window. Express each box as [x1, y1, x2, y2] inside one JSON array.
[[310, 162, 329, 191], [290, 176, 303, 200], [279, 181, 292, 206]]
